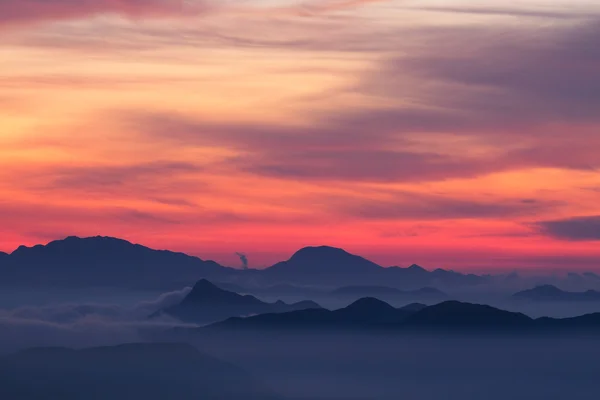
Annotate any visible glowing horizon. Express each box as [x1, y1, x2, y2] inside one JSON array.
[[1, 0, 599, 271]]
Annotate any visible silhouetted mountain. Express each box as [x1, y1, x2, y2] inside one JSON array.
[[186, 297, 600, 333], [155, 279, 321, 324], [583, 272, 600, 281], [0, 236, 233, 289], [264, 246, 486, 287], [0, 343, 279, 400], [403, 301, 534, 329], [1, 236, 487, 290], [331, 285, 448, 302], [513, 285, 600, 302], [208, 298, 423, 331], [267, 246, 380, 277]]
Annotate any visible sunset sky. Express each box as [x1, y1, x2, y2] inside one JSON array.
[[1, 0, 599, 271]]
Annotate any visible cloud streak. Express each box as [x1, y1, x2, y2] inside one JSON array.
[[535, 216, 600, 241]]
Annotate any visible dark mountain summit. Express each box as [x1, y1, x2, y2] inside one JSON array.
[[267, 246, 380, 277], [182, 279, 266, 306], [403, 301, 534, 328], [333, 297, 403, 323], [513, 285, 600, 302], [264, 245, 485, 287], [0, 343, 279, 400], [155, 279, 321, 324], [0, 236, 231, 289]]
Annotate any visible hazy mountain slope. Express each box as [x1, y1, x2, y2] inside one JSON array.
[[155, 279, 321, 324]]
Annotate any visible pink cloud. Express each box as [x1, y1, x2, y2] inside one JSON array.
[[0, 0, 205, 28]]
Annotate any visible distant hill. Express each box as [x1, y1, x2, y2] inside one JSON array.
[[209, 298, 424, 330], [154, 279, 321, 324], [0, 343, 279, 400], [214, 282, 325, 298], [331, 285, 448, 302], [205, 300, 600, 333], [263, 245, 485, 287], [0, 236, 233, 289], [513, 285, 600, 302]]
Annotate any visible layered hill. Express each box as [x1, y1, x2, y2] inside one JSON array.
[[207, 300, 600, 333], [513, 285, 600, 302], [153, 279, 321, 324], [211, 298, 423, 330]]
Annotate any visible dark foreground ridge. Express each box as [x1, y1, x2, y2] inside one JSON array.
[[153, 279, 321, 324], [0, 343, 280, 400], [206, 299, 600, 333]]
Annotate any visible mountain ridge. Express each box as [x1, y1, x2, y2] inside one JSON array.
[[154, 279, 322, 324], [513, 285, 600, 302], [204, 299, 600, 333], [0, 236, 487, 289]]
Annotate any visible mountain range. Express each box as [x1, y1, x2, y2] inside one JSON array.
[[205, 299, 600, 332], [513, 285, 600, 302], [0, 236, 487, 290], [205, 298, 426, 331], [153, 279, 321, 324], [0, 343, 279, 400]]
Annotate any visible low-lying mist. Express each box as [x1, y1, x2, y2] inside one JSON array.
[[185, 330, 600, 400], [0, 287, 195, 354]]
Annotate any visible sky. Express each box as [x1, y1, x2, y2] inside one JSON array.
[[1, 0, 599, 271]]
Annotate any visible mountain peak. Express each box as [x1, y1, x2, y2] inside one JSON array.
[[192, 278, 221, 291], [268, 245, 382, 278], [345, 297, 397, 313], [290, 246, 352, 260], [182, 279, 240, 303], [406, 301, 533, 327]]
